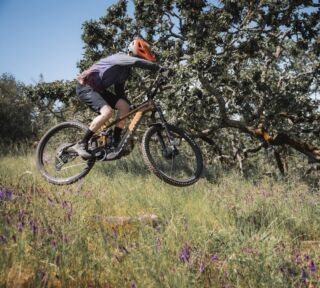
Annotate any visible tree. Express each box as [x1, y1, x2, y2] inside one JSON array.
[[0, 74, 36, 144], [26, 79, 93, 133], [27, 0, 320, 171]]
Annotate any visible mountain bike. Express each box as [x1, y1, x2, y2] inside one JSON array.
[[36, 72, 204, 187]]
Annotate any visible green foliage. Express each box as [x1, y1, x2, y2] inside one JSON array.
[[25, 0, 320, 165], [27, 80, 76, 104], [0, 74, 36, 144], [25, 79, 95, 136]]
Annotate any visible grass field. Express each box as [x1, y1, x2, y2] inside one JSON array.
[[0, 151, 320, 287]]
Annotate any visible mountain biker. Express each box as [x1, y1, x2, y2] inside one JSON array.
[[72, 38, 159, 159]]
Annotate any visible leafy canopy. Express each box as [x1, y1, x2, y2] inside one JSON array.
[[27, 0, 320, 165]]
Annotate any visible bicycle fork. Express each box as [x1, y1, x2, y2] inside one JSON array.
[[152, 105, 179, 158]]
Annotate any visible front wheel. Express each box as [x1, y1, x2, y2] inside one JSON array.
[[141, 124, 203, 187], [36, 121, 95, 185]]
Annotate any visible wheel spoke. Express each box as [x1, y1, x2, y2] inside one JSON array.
[[37, 122, 95, 185], [142, 125, 203, 186]]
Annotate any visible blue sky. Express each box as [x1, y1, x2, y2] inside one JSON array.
[[0, 0, 118, 84]]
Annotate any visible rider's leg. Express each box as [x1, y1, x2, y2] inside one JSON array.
[[113, 99, 130, 145], [105, 99, 130, 160], [72, 104, 113, 159], [78, 104, 112, 145], [73, 84, 113, 159], [88, 105, 113, 132]]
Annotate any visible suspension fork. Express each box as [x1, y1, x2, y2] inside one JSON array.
[[153, 105, 175, 147]]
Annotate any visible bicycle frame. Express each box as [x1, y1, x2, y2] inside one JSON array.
[[108, 99, 155, 132], [92, 73, 173, 159], [93, 98, 157, 157]]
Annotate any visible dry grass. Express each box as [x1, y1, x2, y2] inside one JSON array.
[[0, 153, 320, 287]]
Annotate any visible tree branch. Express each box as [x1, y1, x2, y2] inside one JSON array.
[[270, 133, 320, 162], [163, 12, 186, 41]]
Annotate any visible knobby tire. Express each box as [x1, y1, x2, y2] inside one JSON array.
[[36, 121, 95, 185], [141, 124, 203, 187]]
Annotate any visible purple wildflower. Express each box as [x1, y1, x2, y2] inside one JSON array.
[[130, 280, 137, 288], [211, 253, 218, 262], [6, 190, 12, 200], [17, 222, 24, 232], [30, 220, 38, 236], [0, 188, 12, 201], [6, 189, 12, 200], [0, 235, 7, 244], [61, 201, 68, 209], [199, 262, 206, 273], [179, 243, 191, 263], [309, 261, 315, 273], [37, 271, 45, 279], [304, 254, 310, 261]]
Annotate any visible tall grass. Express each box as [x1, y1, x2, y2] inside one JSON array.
[[0, 151, 319, 287]]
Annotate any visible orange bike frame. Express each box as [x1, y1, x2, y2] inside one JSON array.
[[105, 99, 155, 131], [95, 99, 156, 147]]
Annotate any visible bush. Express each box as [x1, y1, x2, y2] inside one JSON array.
[[0, 74, 36, 145]]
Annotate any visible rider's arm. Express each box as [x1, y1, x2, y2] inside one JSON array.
[[112, 53, 159, 71]]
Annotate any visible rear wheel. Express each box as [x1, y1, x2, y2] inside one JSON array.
[[141, 124, 203, 186], [36, 121, 95, 185]]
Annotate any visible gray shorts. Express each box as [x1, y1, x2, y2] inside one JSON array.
[[76, 83, 130, 112]]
